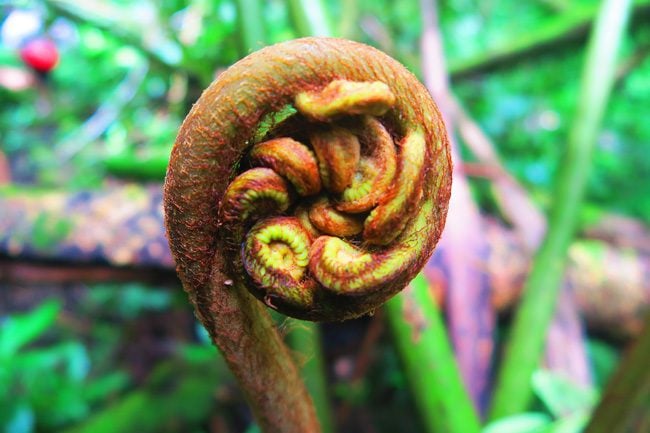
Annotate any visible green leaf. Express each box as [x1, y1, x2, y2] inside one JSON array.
[[586, 338, 619, 390], [62, 353, 225, 433], [244, 424, 262, 433], [85, 283, 172, 319], [532, 370, 597, 418], [0, 301, 61, 358], [83, 371, 131, 405], [546, 410, 590, 433], [12, 342, 89, 380], [7, 342, 91, 427], [483, 413, 552, 433], [3, 403, 34, 433]]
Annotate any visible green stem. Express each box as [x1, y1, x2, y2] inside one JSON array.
[[385, 274, 481, 433], [286, 321, 334, 433], [235, 0, 266, 54], [287, 0, 333, 37], [338, 0, 360, 39], [489, 0, 633, 420]]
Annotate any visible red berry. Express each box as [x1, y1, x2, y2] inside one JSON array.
[[20, 38, 59, 73]]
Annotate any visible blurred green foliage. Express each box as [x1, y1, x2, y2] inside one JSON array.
[[0, 300, 124, 432], [0, 285, 231, 433], [482, 370, 600, 433], [1, 0, 648, 222], [455, 24, 650, 222]]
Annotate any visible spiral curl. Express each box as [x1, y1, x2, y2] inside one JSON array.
[[164, 37, 451, 321]]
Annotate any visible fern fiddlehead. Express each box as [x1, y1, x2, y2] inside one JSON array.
[[164, 37, 451, 432]]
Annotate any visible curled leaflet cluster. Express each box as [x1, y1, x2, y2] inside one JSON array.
[[221, 80, 434, 319], [164, 38, 452, 321]]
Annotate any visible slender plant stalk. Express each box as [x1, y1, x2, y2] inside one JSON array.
[[199, 281, 319, 433], [286, 321, 334, 433], [286, 0, 332, 37], [385, 274, 482, 433], [338, 0, 360, 40], [489, 0, 633, 420], [235, 0, 266, 54]]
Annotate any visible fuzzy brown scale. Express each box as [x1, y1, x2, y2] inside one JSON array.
[[165, 38, 451, 324]]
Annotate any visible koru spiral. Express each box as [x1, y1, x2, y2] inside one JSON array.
[[164, 37, 452, 322]]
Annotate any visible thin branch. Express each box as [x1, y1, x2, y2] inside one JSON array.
[[449, 0, 650, 79]]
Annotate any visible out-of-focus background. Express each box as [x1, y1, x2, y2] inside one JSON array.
[[0, 1, 648, 432]]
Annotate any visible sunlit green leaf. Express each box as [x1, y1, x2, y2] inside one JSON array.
[[532, 370, 597, 418], [482, 413, 552, 433], [2, 403, 34, 433], [0, 301, 61, 358], [546, 410, 591, 433]]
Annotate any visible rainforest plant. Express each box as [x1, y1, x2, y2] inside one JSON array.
[[163, 37, 452, 432]]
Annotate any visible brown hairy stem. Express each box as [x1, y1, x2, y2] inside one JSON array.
[[163, 37, 451, 432]]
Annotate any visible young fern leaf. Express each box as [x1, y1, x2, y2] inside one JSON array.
[[164, 37, 451, 433]]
